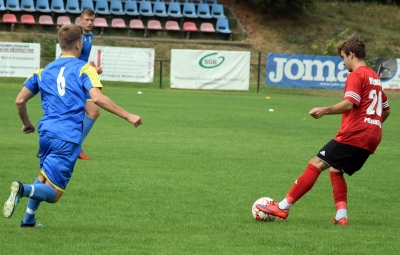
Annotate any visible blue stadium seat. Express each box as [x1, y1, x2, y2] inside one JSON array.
[[153, 1, 168, 17], [215, 18, 231, 34], [21, 0, 36, 12], [124, 1, 139, 16], [6, 0, 21, 11], [167, 2, 182, 18], [211, 3, 225, 19], [182, 3, 197, 18], [95, 0, 110, 15], [139, 1, 153, 16], [36, 0, 51, 13], [81, 0, 94, 11], [66, 0, 81, 14], [197, 3, 211, 19], [110, 1, 124, 15], [0, 0, 5, 11], [51, 0, 66, 13], [204, 0, 216, 4]]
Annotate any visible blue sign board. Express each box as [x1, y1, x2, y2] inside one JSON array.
[[266, 53, 349, 90]]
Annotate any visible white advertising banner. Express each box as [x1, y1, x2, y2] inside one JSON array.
[[56, 44, 154, 82], [170, 50, 250, 90], [0, 42, 40, 77]]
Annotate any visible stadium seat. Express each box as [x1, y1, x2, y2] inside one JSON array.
[[21, 14, 36, 24], [154, 1, 168, 17], [5, 0, 21, 11], [124, 1, 139, 16], [21, 0, 36, 12], [36, 0, 51, 13], [51, 0, 66, 13], [211, 4, 225, 18], [39, 15, 54, 25], [111, 18, 126, 28], [147, 20, 162, 30], [183, 21, 197, 31], [66, 0, 81, 14], [129, 19, 144, 29], [139, 1, 153, 16], [94, 17, 108, 27], [215, 18, 231, 33], [95, 0, 110, 15], [182, 3, 198, 18], [2, 13, 17, 23], [81, 0, 94, 11], [57, 16, 71, 25], [110, 1, 124, 15], [200, 22, 215, 32], [204, 0, 216, 4], [0, 0, 6, 11], [167, 2, 183, 18], [197, 3, 211, 19], [75, 16, 81, 25], [165, 20, 180, 31]]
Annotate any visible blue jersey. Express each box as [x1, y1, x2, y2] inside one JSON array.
[[24, 56, 103, 144], [79, 31, 93, 62]]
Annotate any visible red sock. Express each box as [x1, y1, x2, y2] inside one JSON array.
[[285, 163, 321, 204], [330, 171, 347, 210]]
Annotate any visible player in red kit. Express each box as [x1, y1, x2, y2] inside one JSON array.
[[256, 36, 391, 226]]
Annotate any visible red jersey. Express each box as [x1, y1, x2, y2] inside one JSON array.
[[334, 66, 390, 153]]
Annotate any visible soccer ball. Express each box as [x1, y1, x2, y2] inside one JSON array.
[[252, 197, 276, 222]]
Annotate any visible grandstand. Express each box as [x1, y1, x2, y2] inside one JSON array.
[[0, 0, 246, 41]]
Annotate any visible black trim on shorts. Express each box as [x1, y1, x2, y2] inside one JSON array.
[[316, 139, 371, 176]]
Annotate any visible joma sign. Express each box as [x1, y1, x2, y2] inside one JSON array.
[[266, 53, 349, 90]]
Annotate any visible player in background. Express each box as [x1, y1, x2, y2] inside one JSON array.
[[77, 8, 102, 160], [3, 24, 142, 227], [256, 37, 390, 226]]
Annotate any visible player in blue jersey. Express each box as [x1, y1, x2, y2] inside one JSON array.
[[3, 24, 142, 228], [77, 8, 103, 160]]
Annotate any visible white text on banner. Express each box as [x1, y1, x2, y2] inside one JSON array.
[[170, 50, 250, 90], [56, 44, 155, 83], [0, 42, 40, 77]]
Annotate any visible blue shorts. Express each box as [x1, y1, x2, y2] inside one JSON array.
[[38, 135, 80, 191]]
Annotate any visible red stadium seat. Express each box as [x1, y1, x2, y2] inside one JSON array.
[[200, 22, 215, 32], [183, 21, 197, 32], [39, 15, 54, 25], [21, 14, 36, 24], [57, 16, 71, 25], [94, 17, 108, 27], [147, 20, 162, 30], [165, 21, 180, 31], [75, 16, 81, 26], [129, 19, 144, 29], [111, 18, 126, 28], [3, 13, 17, 23]]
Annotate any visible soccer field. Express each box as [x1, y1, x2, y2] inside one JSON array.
[[1, 78, 399, 254]]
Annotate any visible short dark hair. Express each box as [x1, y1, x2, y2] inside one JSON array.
[[337, 37, 366, 59], [81, 8, 95, 17], [58, 24, 83, 51]]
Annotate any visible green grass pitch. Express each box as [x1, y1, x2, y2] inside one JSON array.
[[0, 78, 399, 254]]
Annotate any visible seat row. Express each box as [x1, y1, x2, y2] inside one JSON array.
[[2, 12, 231, 33], [1, 0, 225, 19]]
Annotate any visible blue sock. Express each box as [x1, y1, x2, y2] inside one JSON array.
[[23, 183, 56, 202], [81, 116, 96, 144], [23, 178, 42, 224]]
